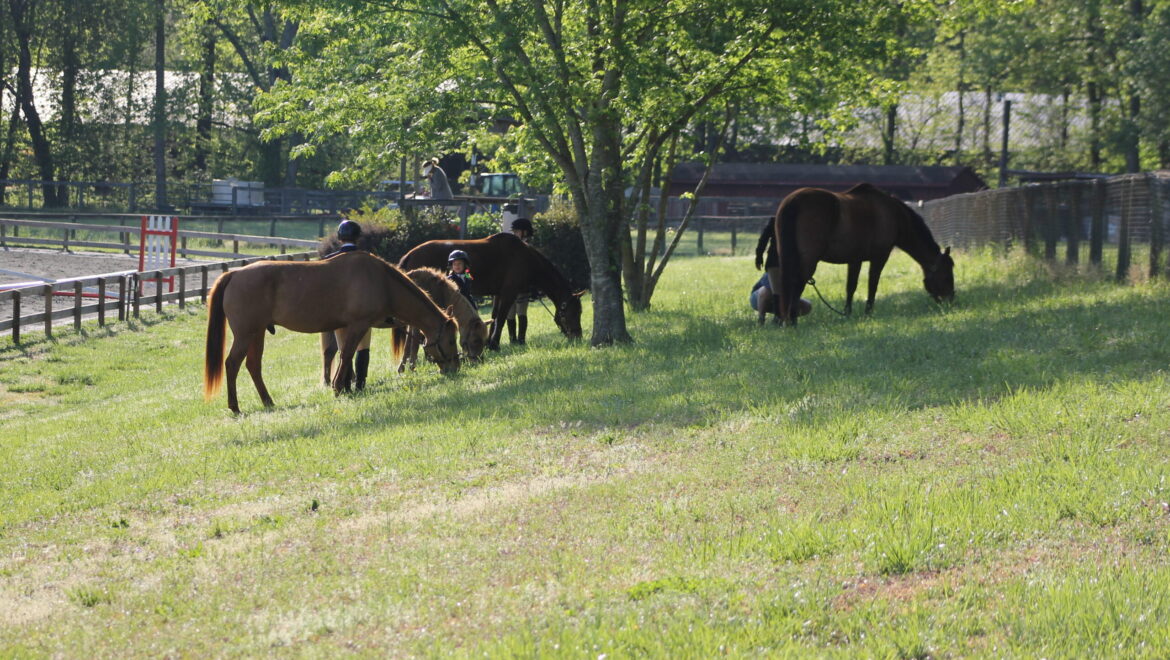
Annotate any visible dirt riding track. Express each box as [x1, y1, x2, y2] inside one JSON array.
[[1, 248, 205, 325]]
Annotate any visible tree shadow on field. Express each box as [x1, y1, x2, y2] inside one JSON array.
[[243, 274, 1170, 443]]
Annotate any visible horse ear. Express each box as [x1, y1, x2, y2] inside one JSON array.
[[944, 246, 951, 256]]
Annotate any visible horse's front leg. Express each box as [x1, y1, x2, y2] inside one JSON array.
[[845, 262, 862, 316], [865, 256, 889, 315]]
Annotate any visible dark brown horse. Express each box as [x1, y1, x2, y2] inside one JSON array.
[[204, 252, 459, 413], [398, 233, 584, 350], [758, 183, 954, 325]]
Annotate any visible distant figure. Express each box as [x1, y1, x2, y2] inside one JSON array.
[[422, 158, 453, 200], [323, 219, 372, 389]]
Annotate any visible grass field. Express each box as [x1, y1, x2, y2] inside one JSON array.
[[2, 247, 1170, 657]]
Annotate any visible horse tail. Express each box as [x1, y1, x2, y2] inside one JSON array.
[[777, 196, 804, 320], [204, 270, 234, 400], [755, 219, 773, 270], [390, 326, 408, 364]]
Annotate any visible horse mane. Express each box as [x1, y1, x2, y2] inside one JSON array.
[[849, 183, 940, 254], [407, 266, 477, 323], [365, 253, 449, 318]]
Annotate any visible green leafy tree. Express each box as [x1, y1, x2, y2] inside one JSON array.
[[262, 0, 921, 343]]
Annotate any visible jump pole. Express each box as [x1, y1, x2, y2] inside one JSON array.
[[139, 215, 178, 294]]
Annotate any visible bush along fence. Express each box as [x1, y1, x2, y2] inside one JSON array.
[[1, 252, 315, 344], [920, 172, 1170, 281]]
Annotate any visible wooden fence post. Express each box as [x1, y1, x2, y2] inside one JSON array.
[[12, 291, 20, 344], [43, 284, 53, 338], [730, 225, 737, 256], [1116, 178, 1133, 282], [178, 270, 186, 309], [1042, 185, 1059, 260], [201, 266, 209, 303], [133, 275, 141, 319], [696, 217, 705, 254], [98, 278, 107, 326], [73, 281, 82, 332], [118, 276, 127, 321], [1090, 179, 1105, 266], [1066, 183, 1082, 265], [1149, 174, 1164, 279], [155, 272, 164, 314]]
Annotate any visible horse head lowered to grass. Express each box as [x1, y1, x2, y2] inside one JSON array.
[[757, 183, 954, 325], [204, 252, 459, 413], [398, 233, 585, 350]]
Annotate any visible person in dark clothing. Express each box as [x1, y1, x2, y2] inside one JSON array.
[[447, 249, 477, 308], [325, 219, 372, 389]]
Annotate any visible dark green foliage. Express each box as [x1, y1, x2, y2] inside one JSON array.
[[316, 206, 461, 262], [533, 201, 590, 291]]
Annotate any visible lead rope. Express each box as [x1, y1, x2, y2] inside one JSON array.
[[806, 277, 849, 317]]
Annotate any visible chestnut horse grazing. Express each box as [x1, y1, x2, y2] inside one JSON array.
[[391, 267, 491, 372], [759, 183, 955, 325], [398, 233, 584, 350], [204, 252, 459, 413], [320, 267, 490, 379]]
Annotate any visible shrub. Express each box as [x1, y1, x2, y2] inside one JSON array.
[[317, 204, 461, 262], [533, 199, 590, 291]]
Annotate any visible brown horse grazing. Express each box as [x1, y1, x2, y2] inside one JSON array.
[[398, 233, 584, 350], [391, 267, 491, 372], [759, 183, 955, 325], [319, 267, 491, 378], [204, 252, 459, 413]]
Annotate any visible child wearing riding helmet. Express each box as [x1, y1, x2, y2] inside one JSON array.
[[447, 249, 477, 308]]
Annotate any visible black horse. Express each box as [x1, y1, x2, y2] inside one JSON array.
[[758, 183, 955, 325]]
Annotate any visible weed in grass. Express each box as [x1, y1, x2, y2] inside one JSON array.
[[626, 576, 703, 600], [110, 517, 129, 529], [67, 586, 111, 608]]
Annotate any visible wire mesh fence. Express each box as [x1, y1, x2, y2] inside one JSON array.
[[919, 172, 1170, 281]]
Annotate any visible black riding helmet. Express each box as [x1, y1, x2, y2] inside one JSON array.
[[337, 219, 362, 242], [447, 249, 471, 266]]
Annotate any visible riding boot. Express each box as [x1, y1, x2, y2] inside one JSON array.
[[507, 317, 517, 343], [516, 315, 528, 344], [354, 348, 370, 391]]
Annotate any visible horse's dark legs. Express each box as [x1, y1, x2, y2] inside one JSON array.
[[245, 335, 274, 409], [845, 262, 862, 315], [865, 256, 889, 315], [320, 332, 337, 385]]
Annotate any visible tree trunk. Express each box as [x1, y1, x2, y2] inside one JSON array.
[[10, 0, 60, 207], [576, 115, 631, 346], [194, 19, 216, 175], [59, 0, 78, 204], [882, 103, 898, 165], [153, 0, 168, 210]]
